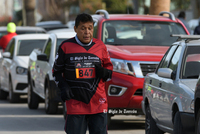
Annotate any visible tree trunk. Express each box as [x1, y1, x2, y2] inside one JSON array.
[[149, 0, 170, 15], [24, 0, 35, 26]]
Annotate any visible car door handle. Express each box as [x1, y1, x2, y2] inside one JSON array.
[[159, 83, 162, 88], [149, 80, 152, 84]]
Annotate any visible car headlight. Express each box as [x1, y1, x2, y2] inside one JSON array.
[[111, 58, 135, 76], [16, 66, 27, 75], [190, 100, 194, 111]]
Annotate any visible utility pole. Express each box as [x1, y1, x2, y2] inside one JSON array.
[[149, 0, 170, 15]]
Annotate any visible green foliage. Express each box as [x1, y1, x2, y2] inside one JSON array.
[[102, 0, 131, 14], [171, 0, 191, 10]]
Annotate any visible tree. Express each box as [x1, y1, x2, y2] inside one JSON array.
[[37, 0, 66, 23], [80, 0, 102, 14], [171, 0, 190, 10], [23, 0, 36, 26], [149, 0, 170, 15], [103, 0, 132, 14]]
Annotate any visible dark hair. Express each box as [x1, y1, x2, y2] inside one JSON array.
[[178, 11, 186, 18], [75, 13, 93, 27]]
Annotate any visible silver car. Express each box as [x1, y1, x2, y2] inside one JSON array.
[[27, 31, 76, 114], [142, 35, 200, 134]]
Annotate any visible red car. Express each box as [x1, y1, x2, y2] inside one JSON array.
[[91, 9, 190, 125]]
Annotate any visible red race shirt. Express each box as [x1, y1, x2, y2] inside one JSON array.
[[53, 37, 113, 114]]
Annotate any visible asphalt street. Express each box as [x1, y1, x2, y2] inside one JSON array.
[[0, 97, 146, 134]]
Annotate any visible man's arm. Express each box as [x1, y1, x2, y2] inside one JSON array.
[[52, 44, 73, 101], [101, 45, 113, 81]]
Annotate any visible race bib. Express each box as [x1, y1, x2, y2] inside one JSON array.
[[75, 62, 96, 79]]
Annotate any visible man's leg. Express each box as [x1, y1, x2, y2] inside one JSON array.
[[65, 114, 87, 134], [88, 113, 107, 134]]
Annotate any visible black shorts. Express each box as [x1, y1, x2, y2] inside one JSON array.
[[64, 112, 107, 134]]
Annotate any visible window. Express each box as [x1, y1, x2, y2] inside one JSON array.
[[168, 46, 182, 71], [5, 39, 15, 58], [158, 45, 177, 69], [93, 20, 98, 38], [182, 46, 200, 79], [101, 20, 187, 46], [44, 38, 52, 61], [16, 39, 47, 56]]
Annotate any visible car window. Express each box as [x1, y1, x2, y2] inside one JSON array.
[[55, 38, 68, 55], [44, 38, 52, 60], [16, 40, 47, 56], [5, 38, 14, 52], [168, 46, 182, 71], [5, 39, 15, 58], [102, 21, 187, 46], [182, 46, 200, 79], [16, 31, 46, 34], [157, 45, 177, 69], [93, 20, 98, 38]]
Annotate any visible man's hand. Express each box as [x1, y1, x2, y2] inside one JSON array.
[[95, 63, 106, 79], [61, 87, 74, 102], [95, 63, 112, 81]]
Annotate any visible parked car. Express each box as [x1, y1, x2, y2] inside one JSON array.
[[0, 34, 49, 103], [194, 60, 200, 133], [47, 28, 74, 34], [142, 34, 200, 134], [36, 21, 68, 31], [0, 26, 46, 39], [27, 31, 76, 114], [91, 9, 190, 125]]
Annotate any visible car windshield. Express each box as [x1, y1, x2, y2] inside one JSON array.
[[55, 38, 68, 55], [16, 30, 46, 34], [182, 46, 200, 79], [17, 40, 47, 56], [102, 20, 187, 46]]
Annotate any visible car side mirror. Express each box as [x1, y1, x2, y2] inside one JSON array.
[[37, 54, 48, 62], [157, 68, 174, 79], [2, 52, 11, 58]]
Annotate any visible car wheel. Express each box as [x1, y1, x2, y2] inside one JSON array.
[[195, 109, 200, 134], [0, 89, 8, 100], [173, 111, 184, 134], [145, 105, 164, 134], [27, 81, 39, 109], [63, 102, 67, 120], [9, 79, 20, 103], [45, 81, 58, 114]]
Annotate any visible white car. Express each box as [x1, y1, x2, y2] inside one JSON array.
[[0, 34, 49, 103], [27, 31, 76, 114]]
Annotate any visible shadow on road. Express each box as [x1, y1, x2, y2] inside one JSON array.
[[108, 116, 145, 130]]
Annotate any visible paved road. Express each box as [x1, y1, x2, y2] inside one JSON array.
[[0, 97, 146, 134]]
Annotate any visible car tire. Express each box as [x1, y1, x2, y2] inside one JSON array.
[[45, 81, 58, 114], [0, 89, 8, 100], [145, 105, 164, 134], [63, 102, 67, 120], [9, 79, 20, 103], [27, 81, 39, 109], [195, 109, 200, 134], [173, 111, 184, 134]]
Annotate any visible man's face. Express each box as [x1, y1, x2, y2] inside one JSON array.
[[74, 21, 94, 44]]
